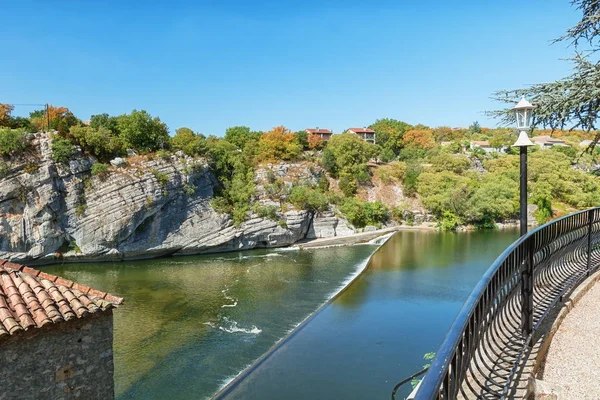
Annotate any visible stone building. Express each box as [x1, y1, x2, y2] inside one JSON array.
[[0, 260, 123, 400]]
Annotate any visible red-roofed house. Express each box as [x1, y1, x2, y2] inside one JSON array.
[[346, 127, 376, 144], [305, 128, 333, 141], [0, 260, 122, 399]]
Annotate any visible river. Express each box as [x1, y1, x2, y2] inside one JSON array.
[[42, 229, 518, 399]]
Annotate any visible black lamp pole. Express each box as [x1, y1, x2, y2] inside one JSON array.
[[520, 146, 528, 236]]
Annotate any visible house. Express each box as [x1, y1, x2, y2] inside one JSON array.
[[346, 127, 376, 144], [0, 260, 122, 400], [531, 135, 567, 149], [579, 139, 597, 148], [470, 140, 504, 154], [305, 128, 333, 141]]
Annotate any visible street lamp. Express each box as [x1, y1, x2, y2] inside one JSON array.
[[512, 97, 535, 237]]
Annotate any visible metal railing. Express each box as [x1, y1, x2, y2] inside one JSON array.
[[405, 207, 600, 399]]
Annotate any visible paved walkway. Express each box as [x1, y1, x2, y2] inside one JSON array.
[[541, 282, 600, 399]]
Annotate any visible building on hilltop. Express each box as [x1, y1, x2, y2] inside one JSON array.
[[305, 128, 333, 141], [470, 140, 505, 154], [0, 260, 122, 400], [531, 135, 567, 149], [346, 127, 376, 144]]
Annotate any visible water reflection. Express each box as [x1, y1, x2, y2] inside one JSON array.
[[221, 229, 519, 400]]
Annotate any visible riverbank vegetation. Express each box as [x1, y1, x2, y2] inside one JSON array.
[[1, 103, 599, 230]]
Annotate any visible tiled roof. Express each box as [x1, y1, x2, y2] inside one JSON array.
[[0, 260, 123, 337], [348, 128, 375, 133], [471, 140, 490, 147], [306, 128, 332, 134], [531, 135, 565, 144]]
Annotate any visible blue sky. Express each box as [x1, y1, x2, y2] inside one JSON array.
[[1, 0, 579, 136]]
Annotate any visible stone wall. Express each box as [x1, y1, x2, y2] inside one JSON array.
[[0, 311, 114, 400]]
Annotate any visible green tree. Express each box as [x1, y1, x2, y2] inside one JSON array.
[[172, 127, 206, 156], [90, 113, 120, 133], [224, 126, 261, 150], [490, 1, 600, 160], [368, 118, 411, 156], [117, 110, 170, 152], [70, 125, 125, 161]]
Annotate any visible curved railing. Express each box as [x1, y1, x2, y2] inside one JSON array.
[[411, 207, 600, 399]]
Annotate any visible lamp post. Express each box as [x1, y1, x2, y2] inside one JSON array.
[[512, 97, 535, 237]]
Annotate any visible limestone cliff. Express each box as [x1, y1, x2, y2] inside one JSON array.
[[0, 133, 357, 265]]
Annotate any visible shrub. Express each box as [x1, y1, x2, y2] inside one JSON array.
[[339, 174, 358, 197], [339, 198, 390, 228], [23, 163, 39, 174], [439, 211, 462, 231], [253, 204, 279, 221], [0, 161, 8, 178], [51, 137, 75, 164], [152, 169, 169, 186], [157, 149, 171, 161], [288, 185, 328, 212], [69, 125, 125, 161], [117, 110, 170, 152], [403, 161, 422, 196], [91, 162, 110, 178], [317, 174, 330, 193], [0, 128, 29, 156]]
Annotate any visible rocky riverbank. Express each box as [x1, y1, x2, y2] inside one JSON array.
[[1, 132, 431, 265]]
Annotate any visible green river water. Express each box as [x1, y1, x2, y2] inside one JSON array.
[[43, 229, 518, 399]]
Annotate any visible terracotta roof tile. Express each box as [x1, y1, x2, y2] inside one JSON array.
[[0, 260, 123, 336], [348, 127, 375, 133]]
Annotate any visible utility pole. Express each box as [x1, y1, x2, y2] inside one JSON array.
[[45, 103, 50, 133]]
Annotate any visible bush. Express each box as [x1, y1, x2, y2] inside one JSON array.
[[152, 169, 169, 186], [91, 162, 110, 178], [339, 174, 358, 197], [439, 211, 462, 231], [253, 204, 279, 221], [288, 185, 328, 212], [157, 149, 171, 161], [51, 137, 75, 164], [403, 161, 422, 196], [23, 163, 39, 174], [0, 161, 8, 178], [69, 125, 125, 161], [0, 128, 29, 156], [317, 174, 330, 192], [339, 198, 389, 228]]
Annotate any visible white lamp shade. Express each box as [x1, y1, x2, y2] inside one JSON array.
[[513, 97, 535, 130], [513, 130, 534, 147]]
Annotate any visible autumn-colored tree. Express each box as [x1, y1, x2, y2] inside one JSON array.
[[256, 126, 302, 162], [0, 104, 15, 127], [307, 133, 325, 150], [402, 129, 436, 150], [30, 105, 80, 135]]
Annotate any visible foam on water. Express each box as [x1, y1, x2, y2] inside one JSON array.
[[217, 317, 262, 335]]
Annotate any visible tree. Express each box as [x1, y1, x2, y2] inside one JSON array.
[[0, 104, 14, 126], [69, 125, 125, 161], [0, 128, 29, 156], [90, 113, 120, 133], [30, 105, 80, 135], [294, 130, 309, 150], [116, 110, 170, 152], [172, 127, 206, 156], [256, 126, 302, 162], [490, 1, 600, 158], [307, 133, 325, 150], [468, 121, 481, 134], [369, 118, 411, 156], [224, 126, 261, 150]]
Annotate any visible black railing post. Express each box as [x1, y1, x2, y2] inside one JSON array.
[[521, 237, 534, 345], [588, 209, 594, 276]]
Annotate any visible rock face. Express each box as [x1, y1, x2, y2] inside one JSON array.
[[0, 133, 352, 265]]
